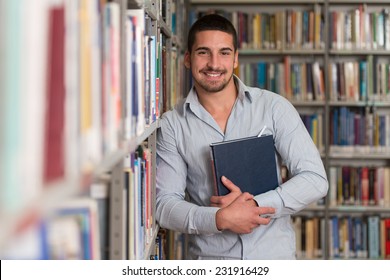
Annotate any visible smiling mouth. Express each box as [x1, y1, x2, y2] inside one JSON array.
[[205, 72, 222, 77]]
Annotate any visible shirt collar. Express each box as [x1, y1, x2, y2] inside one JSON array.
[[183, 75, 253, 117]]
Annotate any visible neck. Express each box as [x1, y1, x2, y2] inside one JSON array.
[[195, 79, 238, 133], [196, 78, 238, 114]]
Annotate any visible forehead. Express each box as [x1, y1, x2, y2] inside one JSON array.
[[193, 30, 234, 49]]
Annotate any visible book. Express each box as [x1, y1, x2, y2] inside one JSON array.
[[47, 197, 101, 260], [43, 5, 66, 184], [210, 134, 279, 196]]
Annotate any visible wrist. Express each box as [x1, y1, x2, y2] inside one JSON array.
[[216, 209, 226, 231]]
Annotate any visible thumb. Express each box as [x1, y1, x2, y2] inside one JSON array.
[[221, 176, 241, 192]]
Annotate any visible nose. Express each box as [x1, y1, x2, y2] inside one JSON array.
[[206, 53, 219, 69]]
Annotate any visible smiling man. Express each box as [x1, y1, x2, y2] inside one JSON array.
[[155, 14, 328, 260]]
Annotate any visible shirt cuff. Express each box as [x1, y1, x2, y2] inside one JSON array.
[[192, 206, 221, 234]]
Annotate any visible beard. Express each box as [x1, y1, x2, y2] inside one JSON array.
[[194, 67, 233, 93]]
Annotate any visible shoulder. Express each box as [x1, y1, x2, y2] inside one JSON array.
[[159, 98, 186, 131], [247, 87, 295, 111]]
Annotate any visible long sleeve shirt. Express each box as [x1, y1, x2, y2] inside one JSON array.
[[155, 76, 328, 259]]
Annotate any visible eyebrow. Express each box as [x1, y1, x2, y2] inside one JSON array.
[[194, 47, 234, 52]]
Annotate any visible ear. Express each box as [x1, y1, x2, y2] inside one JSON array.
[[184, 51, 191, 69], [233, 51, 238, 69]]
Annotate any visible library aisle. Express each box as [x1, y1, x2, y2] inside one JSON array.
[[0, 0, 187, 260]]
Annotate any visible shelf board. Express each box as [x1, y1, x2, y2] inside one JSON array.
[[159, 19, 172, 38], [93, 150, 127, 176], [303, 205, 326, 212], [137, 121, 159, 145], [329, 150, 390, 160], [329, 0, 390, 4], [328, 100, 368, 107], [328, 205, 390, 214], [291, 100, 325, 107], [191, 0, 326, 4], [329, 100, 390, 107], [239, 49, 325, 55], [330, 49, 390, 55], [94, 121, 159, 177], [122, 121, 159, 154], [143, 1, 158, 20]]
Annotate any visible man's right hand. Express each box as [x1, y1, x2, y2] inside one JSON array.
[[215, 192, 275, 234]]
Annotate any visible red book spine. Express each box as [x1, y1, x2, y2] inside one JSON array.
[[385, 218, 390, 259], [44, 6, 65, 184], [361, 167, 369, 205]]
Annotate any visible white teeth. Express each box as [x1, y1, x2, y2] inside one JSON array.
[[206, 73, 220, 77]]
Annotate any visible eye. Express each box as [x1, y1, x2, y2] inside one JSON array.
[[196, 50, 209, 56]]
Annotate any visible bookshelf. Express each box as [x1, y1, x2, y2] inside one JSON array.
[[189, 0, 390, 259], [0, 0, 186, 260]]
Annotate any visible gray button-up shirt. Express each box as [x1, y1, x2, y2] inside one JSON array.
[[156, 76, 328, 259]]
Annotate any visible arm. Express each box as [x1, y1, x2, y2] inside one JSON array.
[[155, 117, 220, 234], [254, 98, 329, 217]]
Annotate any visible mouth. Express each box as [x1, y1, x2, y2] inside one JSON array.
[[204, 72, 222, 77], [201, 69, 225, 79]]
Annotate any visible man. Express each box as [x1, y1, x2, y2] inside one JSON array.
[[155, 14, 328, 259]]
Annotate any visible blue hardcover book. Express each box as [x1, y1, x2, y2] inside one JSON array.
[[210, 134, 279, 196], [332, 216, 340, 258], [359, 61, 367, 101], [257, 62, 267, 89]]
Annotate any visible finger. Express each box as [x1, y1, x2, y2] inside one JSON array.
[[240, 192, 254, 202], [258, 216, 272, 225], [253, 215, 272, 225], [210, 195, 220, 204], [258, 207, 276, 215], [221, 176, 241, 192]]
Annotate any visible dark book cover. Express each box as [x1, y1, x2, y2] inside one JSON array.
[[210, 134, 279, 196]]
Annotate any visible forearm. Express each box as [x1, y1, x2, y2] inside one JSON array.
[[156, 193, 220, 234], [254, 170, 328, 217]]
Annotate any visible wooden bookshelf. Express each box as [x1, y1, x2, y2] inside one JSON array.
[[0, 0, 186, 260], [190, 0, 390, 260]]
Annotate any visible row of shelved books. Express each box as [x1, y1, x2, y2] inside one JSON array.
[[0, 1, 175, 217], [236, 57, 325, 102], [170, 0, 185, 39], [330, 5, 390, 51], [293, 216, 324, 259], [123, 144, 155, 260], [329, 57, 390, 102], [329, 215, 390, 259], [0, 140, 159, 260], [156, 229, 187, 260], [0, 197, 104, 260], [0, 0, 119, 222], [293, 215, 390, 259], [329, 166, 390, 207], [329, 107, 390, 154], [300, 112, 325, 153], [192, 5, 324, 51]]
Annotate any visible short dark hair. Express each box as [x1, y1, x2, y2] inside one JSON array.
[[187, 14, 238, 53]]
